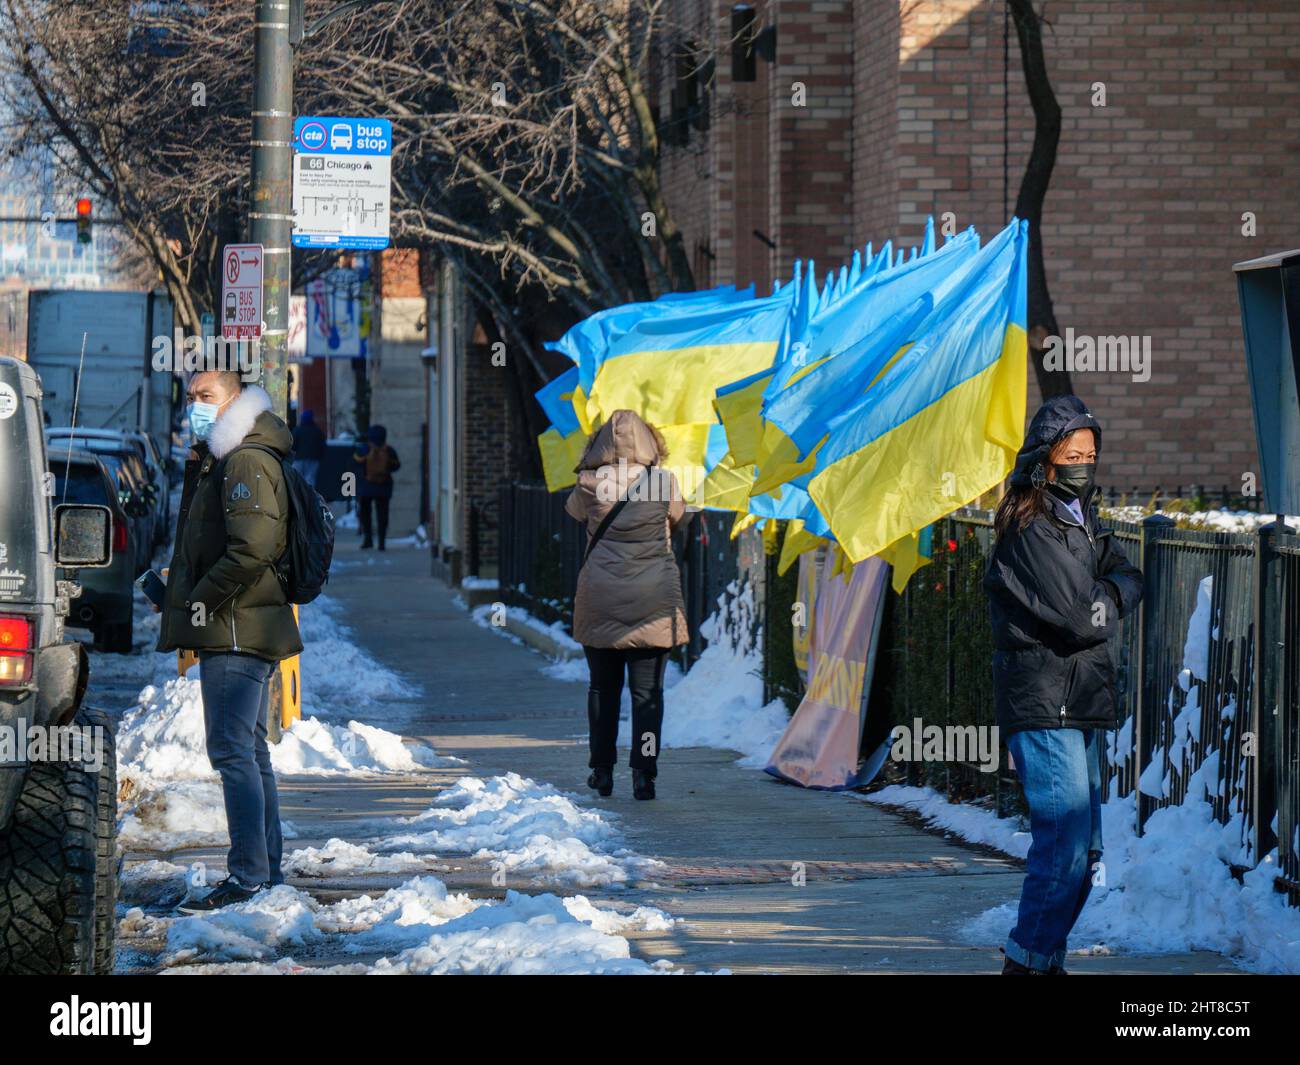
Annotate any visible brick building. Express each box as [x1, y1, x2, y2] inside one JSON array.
[[656, 0, 1300, 494]]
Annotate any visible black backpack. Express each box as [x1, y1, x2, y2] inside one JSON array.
[[226, 443, 335, 604]]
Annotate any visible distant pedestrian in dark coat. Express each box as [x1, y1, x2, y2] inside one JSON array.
[[353, 423, 400, 550], [291, 409, 325, 488]]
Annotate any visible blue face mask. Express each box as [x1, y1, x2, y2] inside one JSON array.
[[188, 401, 221, 442]]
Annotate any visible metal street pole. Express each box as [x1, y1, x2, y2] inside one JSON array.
[[249, 0, 294, 417]]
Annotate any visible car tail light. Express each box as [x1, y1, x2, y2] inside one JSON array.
[[0, 615, 33, 686], [113, 514, 128, 554]]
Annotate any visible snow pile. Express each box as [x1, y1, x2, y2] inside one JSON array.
[[461, 576, 499, 591], [471, 602, 581, 654], [860, 786, 1031, 858], [273, 716, 456, 775], [621, 584, 789, 766], [115, 674, 446, 852], [948, 791, 1300, 973], [145, 875, 677, 974], [378, 772, 660, 888], [119, 779, 234, 850], [283, 839, 430, 878]]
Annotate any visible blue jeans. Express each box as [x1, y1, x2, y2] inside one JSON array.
[[1004, 727, 1103, 972], [199, 651, 283, 887]]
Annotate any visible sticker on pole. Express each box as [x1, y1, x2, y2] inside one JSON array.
[[221, 243, 263, 340], [292, 116, 391, 250]]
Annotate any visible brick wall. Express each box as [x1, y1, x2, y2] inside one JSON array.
[[658, 0, 1300, 494], [458, 335, 516, 567]]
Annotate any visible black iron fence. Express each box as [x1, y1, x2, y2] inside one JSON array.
[[884, 508, 1299, 903], [497, 481, 743, 667], [498, 479, 1299, 902]]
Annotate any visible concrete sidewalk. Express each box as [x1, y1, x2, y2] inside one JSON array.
[[254, 537, 1236, 975]]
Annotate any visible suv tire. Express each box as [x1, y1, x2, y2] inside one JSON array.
[[0, 704, 118, 974]]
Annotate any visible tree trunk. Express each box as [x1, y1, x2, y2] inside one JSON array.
[[1008, 0, 1072, 398]]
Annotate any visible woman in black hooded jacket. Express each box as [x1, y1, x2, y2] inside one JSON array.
[[983, 395, 1142, 974]]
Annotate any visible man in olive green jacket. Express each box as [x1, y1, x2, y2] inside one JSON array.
[[159, 371, 302, 912]]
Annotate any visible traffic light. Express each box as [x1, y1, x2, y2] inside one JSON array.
[[75, 197, 92, 244]]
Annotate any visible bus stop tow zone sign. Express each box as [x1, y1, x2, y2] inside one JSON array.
[[292, 116, 392, 250], [221, 243, 263, 340]]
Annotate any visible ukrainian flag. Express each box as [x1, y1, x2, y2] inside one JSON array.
[[534, 366, 587, 492], [806, 218, 1029, 563], [751, 230, 975, 497], [584, 290, 793, 467]]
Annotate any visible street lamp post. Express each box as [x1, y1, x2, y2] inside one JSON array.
[[249, 0, 295, 416]]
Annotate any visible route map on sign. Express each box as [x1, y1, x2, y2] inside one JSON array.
[[292, 116, 392, 250], [221, 243, 263, 340]]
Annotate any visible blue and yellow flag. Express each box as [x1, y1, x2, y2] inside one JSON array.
[[807, 218, 1029, 563]]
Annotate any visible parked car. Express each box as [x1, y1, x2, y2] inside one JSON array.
[[46, 428, 170, 547], [47, 446, 140, 653], [79, 448, 154, 571], [0, 356, 118, 974]]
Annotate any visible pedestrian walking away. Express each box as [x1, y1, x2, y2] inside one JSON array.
[[155, 370, 303, 913], [353, 423, 400, 550], [983, 395, 1143, 975], [291, 408, 325, 489], [565, 409, 688, 801]]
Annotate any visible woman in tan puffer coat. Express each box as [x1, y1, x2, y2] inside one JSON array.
[[565, 409, 688, 800]]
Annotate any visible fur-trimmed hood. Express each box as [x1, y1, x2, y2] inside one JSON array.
[[206, 384, 293, 460]]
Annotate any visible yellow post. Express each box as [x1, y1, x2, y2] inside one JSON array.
[[178, 605, 302, 741]]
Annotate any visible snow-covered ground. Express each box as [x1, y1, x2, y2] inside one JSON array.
[[96, 571, 689, 974], [119, 875, 679, 974]]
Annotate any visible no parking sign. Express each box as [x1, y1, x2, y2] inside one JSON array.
[[221, 243, 264, 340]]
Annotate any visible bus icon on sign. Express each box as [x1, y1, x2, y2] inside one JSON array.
[[330, 123, 352, 150], [299, 122, 327, 151]]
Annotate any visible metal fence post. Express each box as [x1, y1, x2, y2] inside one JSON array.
[[1135, 513, 1175, 835], [1252, 519, 1280, 864]]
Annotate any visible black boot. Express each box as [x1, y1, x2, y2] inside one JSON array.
[[632, 769, 656, 800], [360, 538, 373, 550], [587, 767, 613, 797]]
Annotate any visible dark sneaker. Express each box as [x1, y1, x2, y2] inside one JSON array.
[[631, 769, 656, 801], [587, 767, 613, 797], [177, 876, 266, 914], [1000, 950, 1048, 975]]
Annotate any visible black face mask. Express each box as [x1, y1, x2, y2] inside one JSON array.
[[1048, 463, 1096, 502]]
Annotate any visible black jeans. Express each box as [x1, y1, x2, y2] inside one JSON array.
[[358, 495, 390, 545], [584, 646, 667, 776]]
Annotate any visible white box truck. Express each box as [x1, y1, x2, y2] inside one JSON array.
[[19, 289, 174, 441]]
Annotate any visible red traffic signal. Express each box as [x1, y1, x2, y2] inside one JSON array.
[[75, 197, 92, 244]]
